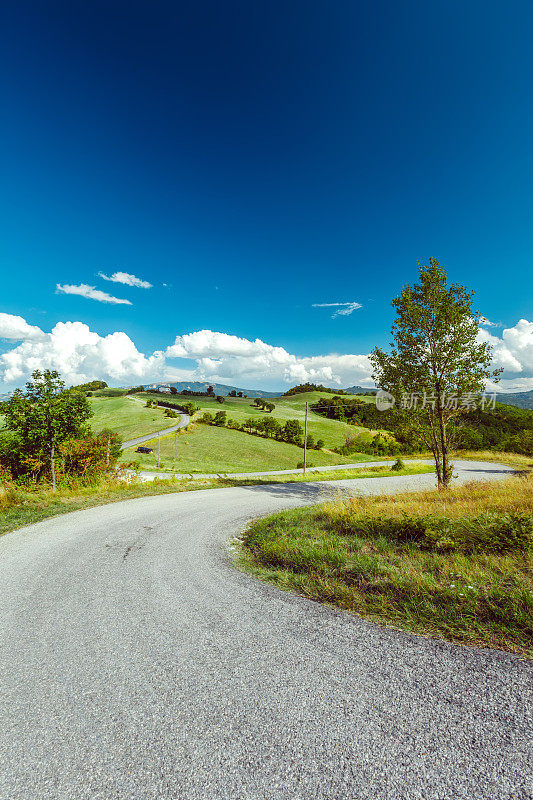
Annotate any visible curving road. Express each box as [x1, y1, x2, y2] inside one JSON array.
[[120, 397, 190, 450], [0, 460, 531, 800]]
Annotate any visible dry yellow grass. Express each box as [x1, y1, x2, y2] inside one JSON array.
[[323, 472, 533, 523]]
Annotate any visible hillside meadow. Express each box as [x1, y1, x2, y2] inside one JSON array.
[[141, 390, 380, 450], [118, 423, 361, 473]]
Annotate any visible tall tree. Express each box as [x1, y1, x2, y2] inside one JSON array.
[[370, 258, 501, 487], [4, 370, 92, 484]]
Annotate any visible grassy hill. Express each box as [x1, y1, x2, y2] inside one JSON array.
[[88, 396, 178, 440], [88, 394, 371, 473], [119, 424, 358, 473], [141, 390, 378, 449]]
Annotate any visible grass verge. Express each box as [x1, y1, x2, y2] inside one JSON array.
[[0, 464, 431, 538], [238, 473, 533, 657]]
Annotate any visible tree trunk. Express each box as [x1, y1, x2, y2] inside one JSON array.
[[435, 399, 451, 489]]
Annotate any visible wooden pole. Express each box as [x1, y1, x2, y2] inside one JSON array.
[[303, 402, 308, 476], [157, 435, 160, 469], [51, 442, 56, 492]]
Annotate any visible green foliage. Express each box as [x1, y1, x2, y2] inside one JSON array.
[[58, 431, 122, 477], [71, 379, 108, 392], [2, 370, 92, 480], [283, 383, 347, 396], [315, 439, 325, 450], [370, 258, 501, 486], [342, 511, 533, 554], [215, 395, 225, 403], [213, 410, 227, 426], [282, 419, 303, 445], [391, 457, 405, 471]]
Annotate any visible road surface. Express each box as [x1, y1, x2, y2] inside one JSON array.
[[120, 406, 190, 450], [0, 460, 530, 800]]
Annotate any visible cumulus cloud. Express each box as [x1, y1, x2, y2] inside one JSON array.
[[56, 284, 132, 305], [0, 312, 46, 341], [477, 318, 533, 391], [312, 301, 362, 319], [166, 330, 374, 387], [98, 271, 152, 289], [0, 319, 164, 386], [3, 313, 532, 395]]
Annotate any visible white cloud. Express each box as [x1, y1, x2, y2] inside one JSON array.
[[0, 320, 164, 386], [166, 330, 374, 387], [56, 284, 132, 305], [312, 301, 362, 319], [0, 313, 46, 341], [477, 319, 533, 376], [3, 314, 532, 395], [98, 271, 152, 289]]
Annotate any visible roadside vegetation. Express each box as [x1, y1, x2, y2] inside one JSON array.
[[0, 461, 432, 538], [239, 472, 533, 656]]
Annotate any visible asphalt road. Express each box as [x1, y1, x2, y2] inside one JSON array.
[[0, 460, 531, 800], [120, 413, 190, 450]]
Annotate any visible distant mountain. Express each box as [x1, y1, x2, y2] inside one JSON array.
[[344, 385, 533, 409], [494, 390, 533, 410], [345, 385, 376, 395], [143, 381, 279, 398]]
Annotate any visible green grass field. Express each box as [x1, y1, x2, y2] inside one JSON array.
[[141, 390, 379, 449], [88, 396, 177, 441], [119, 423, 368, 473]]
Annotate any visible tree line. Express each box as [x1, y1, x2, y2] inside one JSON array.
[[197, 410, 324, 450]]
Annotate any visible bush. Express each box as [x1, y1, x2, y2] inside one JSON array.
[[338, 511, 533, 554], [296, 461, 315, 469], [391, 457, 405, 471]]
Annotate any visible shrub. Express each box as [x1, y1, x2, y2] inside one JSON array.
[[334, 511, 533, 554], [391, 457, 405, 471]]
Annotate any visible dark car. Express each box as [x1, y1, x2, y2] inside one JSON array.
[[136, 446, 153, 454]]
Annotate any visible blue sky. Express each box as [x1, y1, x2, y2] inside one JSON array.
[[0, 0, 532, 391]]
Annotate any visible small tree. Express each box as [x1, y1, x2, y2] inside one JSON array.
[[170, 386, 178, 395], [282, 419, 303, 445], [3, 370, 92, 485], [213, 411, 227, 426], [370, 258, 501, 487], [215, 395, 225, 404]]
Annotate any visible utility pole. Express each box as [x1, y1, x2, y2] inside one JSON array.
[[303, 402, 308, 476], [175, 432, 178, 458], [50, 441, 56, 492], [157, 435, 160, 469]]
